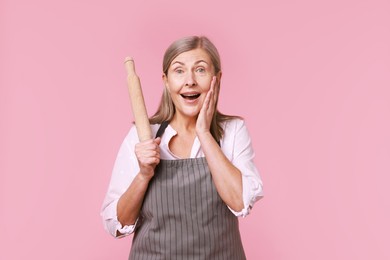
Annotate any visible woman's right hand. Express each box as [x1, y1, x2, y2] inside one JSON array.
[[134, 137, 161, 181]]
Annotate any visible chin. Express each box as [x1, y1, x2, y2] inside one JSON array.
[[181, 108, 201, 118], [185, 111, 201, 118]]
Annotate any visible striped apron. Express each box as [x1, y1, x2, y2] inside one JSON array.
[[129, 122, 246, 260]]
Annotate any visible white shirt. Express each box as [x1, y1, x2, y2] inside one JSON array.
[[101, 118, 263, 238]]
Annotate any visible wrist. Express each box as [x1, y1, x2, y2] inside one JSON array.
[[196, 131, 213, 142], [136, 172, 153, 183]]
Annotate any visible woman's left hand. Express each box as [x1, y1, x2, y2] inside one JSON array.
[[196, 76, 218, 136]]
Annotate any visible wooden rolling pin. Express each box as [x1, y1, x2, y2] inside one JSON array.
[[124, 57, 152, 141]]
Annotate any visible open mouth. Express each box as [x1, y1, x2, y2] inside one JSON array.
[[180, 93, 201, 100]]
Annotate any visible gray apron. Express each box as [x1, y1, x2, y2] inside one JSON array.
[[129, 122, 246, 259]]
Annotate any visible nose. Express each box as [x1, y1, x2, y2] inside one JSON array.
[[185, 72, 197, 87]]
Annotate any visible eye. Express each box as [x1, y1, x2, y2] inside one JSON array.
[[174, 68, 184, 74], [196, 67, 206, 73]]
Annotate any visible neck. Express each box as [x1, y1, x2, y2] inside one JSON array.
[[170, 113, 197, 134]]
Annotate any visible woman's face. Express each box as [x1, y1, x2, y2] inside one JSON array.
[[163, 48, 219, 121]]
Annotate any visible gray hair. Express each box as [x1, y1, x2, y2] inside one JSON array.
[[150, 36, 240, 141]]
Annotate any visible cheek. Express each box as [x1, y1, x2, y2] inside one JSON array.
[[165, 83, 176, 94], [166, 77, 184, 91], [198, 78, 212, 92]]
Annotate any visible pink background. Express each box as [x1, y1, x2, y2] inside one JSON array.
[[1, 0, 389, 259]]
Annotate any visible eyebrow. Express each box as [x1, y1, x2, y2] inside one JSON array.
[[171, 60, 209, 66], [171, 61, 185, 66], [195, 60, 209, 65]]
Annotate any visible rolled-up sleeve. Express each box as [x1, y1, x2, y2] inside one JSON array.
[[100, 126, 140, 238], [223, 119, 264, 217]]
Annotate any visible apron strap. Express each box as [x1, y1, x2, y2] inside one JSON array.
[[155, 121, 169, 138]]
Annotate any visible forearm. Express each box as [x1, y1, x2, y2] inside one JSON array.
[[198, 132, 244, 211], [117, 173, 151, 227]]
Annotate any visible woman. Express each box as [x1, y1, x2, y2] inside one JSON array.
[[101, 36, 263, 259]]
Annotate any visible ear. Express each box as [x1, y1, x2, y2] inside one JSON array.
[[162, 73, 169, 88], [216, 71, 222, 86]]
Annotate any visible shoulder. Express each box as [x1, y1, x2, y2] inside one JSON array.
[[220, 118, 256, 162], [222, 117, 247, 135], [124, 124, 138, 144], [221, 117, 253, 149], [124, 123, 162, 145], [220, 118, 250, 157], [117, 125, 137, 152]]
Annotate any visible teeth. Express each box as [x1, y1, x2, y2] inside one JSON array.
[[181, 93, 200, 100]]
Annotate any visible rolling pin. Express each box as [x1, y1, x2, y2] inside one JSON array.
[[124, 57, 152, 141]]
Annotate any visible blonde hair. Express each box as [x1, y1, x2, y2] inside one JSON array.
[[150, 36, 240, 141]]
